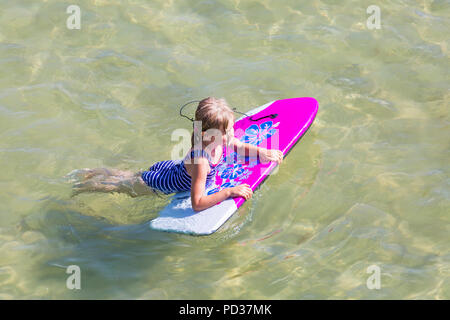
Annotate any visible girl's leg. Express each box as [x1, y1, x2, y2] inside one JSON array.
[[68, 168, 133, 181], [112, 172, 161, 198], [71, 169, 159, 198]]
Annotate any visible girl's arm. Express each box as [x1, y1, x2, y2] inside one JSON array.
[[190, 158, 231, 212], [190, 157, 254, 212]]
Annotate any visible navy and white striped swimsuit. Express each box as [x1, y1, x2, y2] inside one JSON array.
[[141, 148, 223, 195]]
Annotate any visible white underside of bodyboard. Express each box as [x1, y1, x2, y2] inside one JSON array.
[[150, 190, 238, 235]]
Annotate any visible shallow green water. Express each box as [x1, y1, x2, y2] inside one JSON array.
[[0, 0, 449, 299]]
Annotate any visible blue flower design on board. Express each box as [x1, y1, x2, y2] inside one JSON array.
[[220, 164, 246, 180], [217, 162, 231, 177], [236, 169, 252, 181], [240, 121, 279, 146]]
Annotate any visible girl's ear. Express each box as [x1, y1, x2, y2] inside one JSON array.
[[203, 132, 214, 142]]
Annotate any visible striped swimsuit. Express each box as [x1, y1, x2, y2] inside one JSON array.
[[141, 148, 223, 195]]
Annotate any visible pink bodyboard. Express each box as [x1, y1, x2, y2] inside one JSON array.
[[150, 97, 318, 235]]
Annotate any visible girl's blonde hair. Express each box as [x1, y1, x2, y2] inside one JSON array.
[[191, 97, 235, 147]]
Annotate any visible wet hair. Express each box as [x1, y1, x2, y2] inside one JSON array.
[[191, 97, 235, 147]]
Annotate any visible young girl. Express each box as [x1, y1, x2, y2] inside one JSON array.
[[70, 97, 283, 212]]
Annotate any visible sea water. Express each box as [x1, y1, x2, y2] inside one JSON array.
[[0, 0, 448, 299]]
